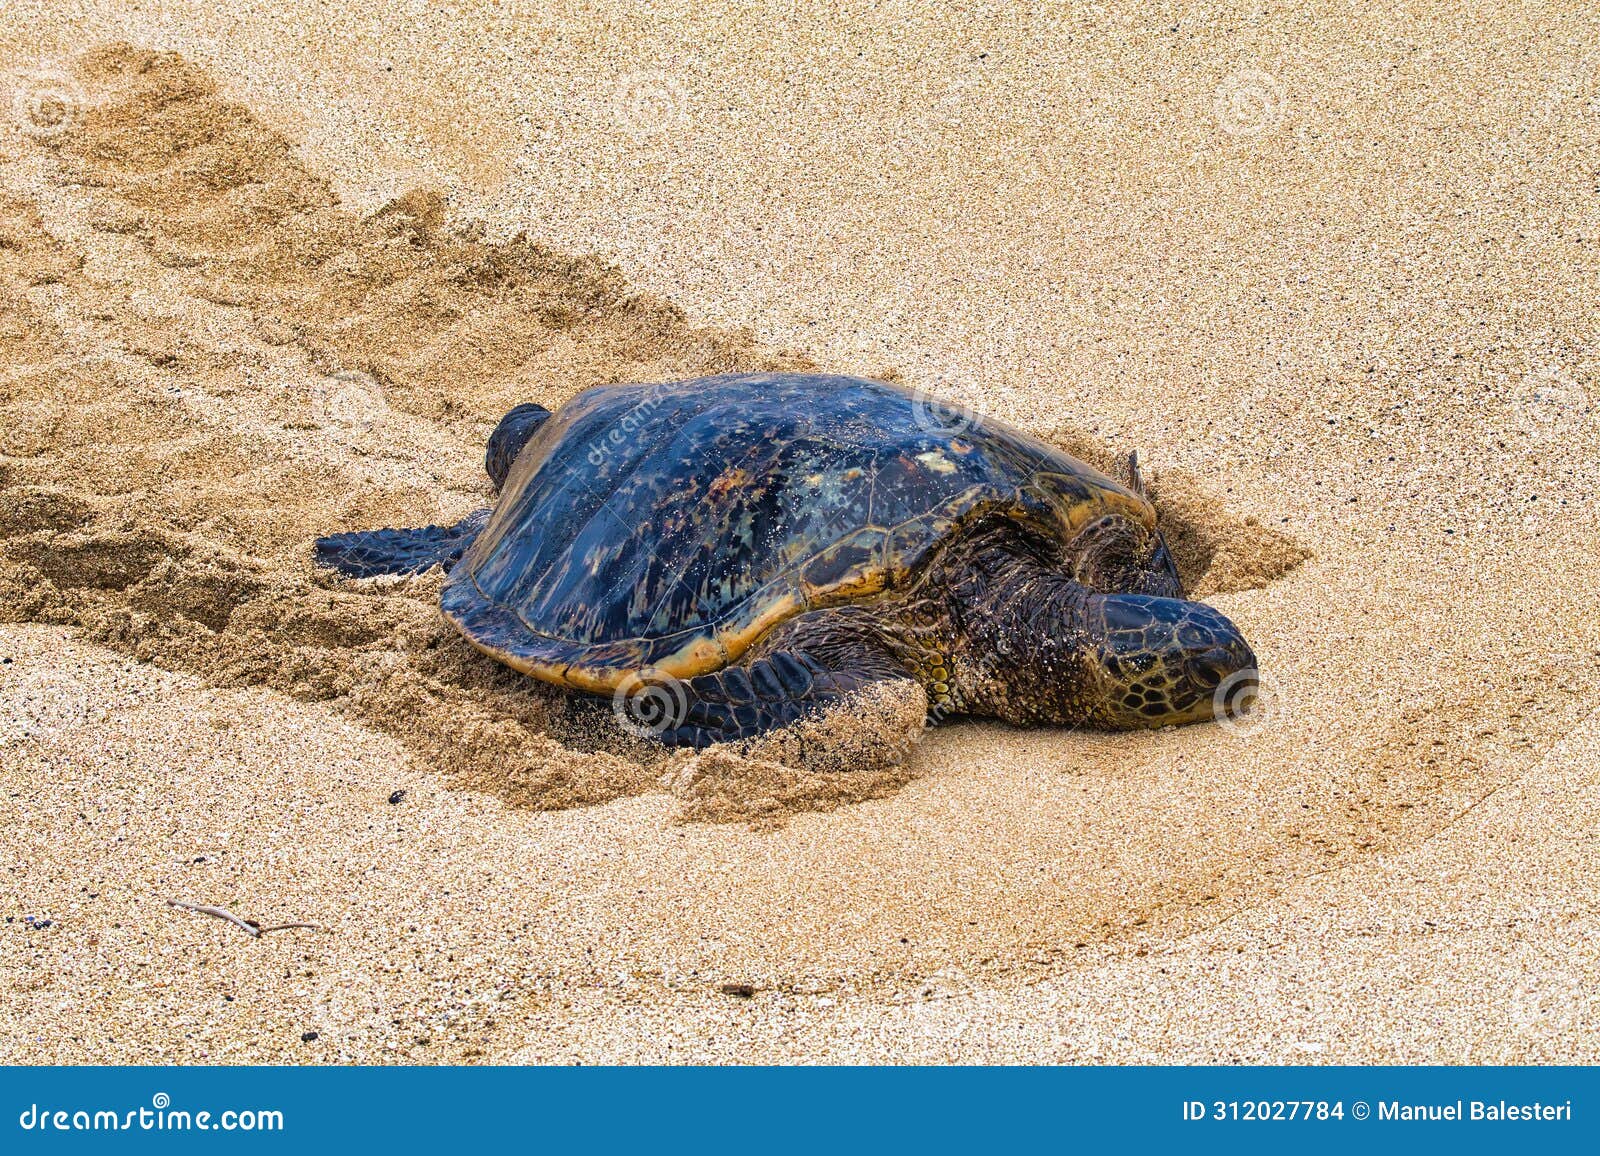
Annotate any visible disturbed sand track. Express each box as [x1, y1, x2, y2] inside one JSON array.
[[0, 46, 1303, 822]]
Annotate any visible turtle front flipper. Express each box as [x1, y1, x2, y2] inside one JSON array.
[[485, 402, 550, 489], [314, 508, 491, 578]]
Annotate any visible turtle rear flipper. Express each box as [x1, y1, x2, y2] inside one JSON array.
[[651, 632, 923, 752], [315, 508, 491, 578], [652, 608, 925, 751]]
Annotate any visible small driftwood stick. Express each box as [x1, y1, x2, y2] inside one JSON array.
[[165, 898, 321, 938]]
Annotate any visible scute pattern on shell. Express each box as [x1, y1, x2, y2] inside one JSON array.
[[440, 373, 1150, 690]]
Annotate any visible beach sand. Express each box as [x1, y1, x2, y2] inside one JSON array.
[[0, 4, 1596, 1062]]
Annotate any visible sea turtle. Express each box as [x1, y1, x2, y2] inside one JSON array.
[[315, 372, 1258, 749]]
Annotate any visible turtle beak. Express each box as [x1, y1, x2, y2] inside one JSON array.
[[1187, 642, 1259, 722]]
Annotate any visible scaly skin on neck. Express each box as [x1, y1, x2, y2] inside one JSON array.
[[925, 527, 1103, 724], [912, 520, 1256, 728]]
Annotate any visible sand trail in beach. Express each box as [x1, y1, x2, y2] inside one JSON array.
[[0, 46, 1300, 821]]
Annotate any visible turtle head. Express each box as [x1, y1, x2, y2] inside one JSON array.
[[957, 528, 1257, 730], [485, 403, 552, 490], [1081, 594, 1258, 728]]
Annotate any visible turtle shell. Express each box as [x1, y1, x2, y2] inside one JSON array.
[[440, 373, 1153, 692]]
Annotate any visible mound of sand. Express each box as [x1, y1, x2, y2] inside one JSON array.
[[0, 46, 1304, 825]]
